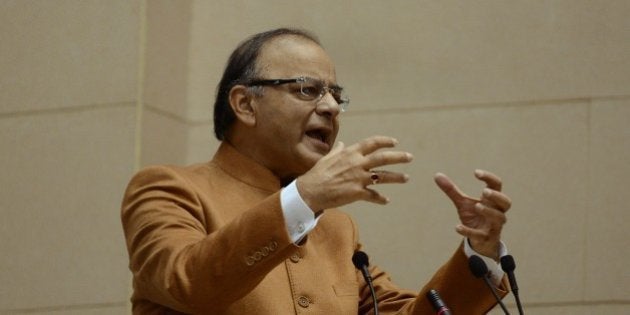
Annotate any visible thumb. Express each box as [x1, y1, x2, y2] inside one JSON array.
[[328, 141, 345, 155], [434, 172, 466, 202]]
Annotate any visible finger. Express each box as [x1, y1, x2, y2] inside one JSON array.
[[481, 189, 511, 212], [455, 224, 489, 239], [434, 173, 477, 203], [363, 187, 389, 205], [363, 151, 413, 169], [349, 136, 399, 155], [455, 225, 502, 256], [366, 170, 410, 185], [455, 205, 505, 238], [475, 203, 507, 225], [474, 169, 502, 191]]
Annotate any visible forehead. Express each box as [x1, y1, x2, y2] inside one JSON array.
[[256, 35, 337, 82]]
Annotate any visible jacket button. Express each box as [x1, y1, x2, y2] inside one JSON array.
[[290, 253, 300, 263], [269, 241, 278, 251], [297, 296, 310, 308]]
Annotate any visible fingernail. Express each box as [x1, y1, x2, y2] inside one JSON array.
[[403, 174, 410, 182], [406, 153, 413, 160], [475, 169, 484, 177], [475, 203, 484, 210], [483, 188, 492, 197]]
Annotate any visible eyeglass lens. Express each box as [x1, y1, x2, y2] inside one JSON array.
[[298, 78, 349, 109]]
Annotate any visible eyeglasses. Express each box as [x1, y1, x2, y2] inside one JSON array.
[[246, 76, 350, 112]]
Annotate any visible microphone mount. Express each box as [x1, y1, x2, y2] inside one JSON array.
[[469, 255, 511, 315], [352, 251, 379, 315]]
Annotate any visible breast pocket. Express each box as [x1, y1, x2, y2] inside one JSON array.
[[333, 281, 359, 297]]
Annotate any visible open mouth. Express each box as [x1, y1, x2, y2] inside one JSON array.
[[305, 128, 331, 150]]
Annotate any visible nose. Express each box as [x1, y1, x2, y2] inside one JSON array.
[[315, 91, 341, 117]]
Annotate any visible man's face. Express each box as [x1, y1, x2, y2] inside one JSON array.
[[249, 36, 341, 181]]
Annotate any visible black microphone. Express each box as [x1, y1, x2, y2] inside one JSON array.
[[468, 255, 510, 315], [352, 251, 379, 315], [426, 289, 452, 315], [501, 255, 524, 315]]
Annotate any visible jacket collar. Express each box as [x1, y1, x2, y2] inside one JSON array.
[[211, 141, 282, 193]]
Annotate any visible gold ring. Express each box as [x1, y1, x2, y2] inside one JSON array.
[[370, 171, 380, 185]]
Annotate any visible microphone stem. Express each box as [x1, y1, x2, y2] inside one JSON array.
[[484, 277, 510, 315], [368, 277, 379, 315], [513, 290, 524, 315]]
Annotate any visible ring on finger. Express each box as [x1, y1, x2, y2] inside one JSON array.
[[370, 171, 380, 185]]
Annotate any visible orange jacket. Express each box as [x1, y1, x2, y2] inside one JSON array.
[[121, 142, 506, 314]]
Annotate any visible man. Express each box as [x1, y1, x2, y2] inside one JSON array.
[[122, 28, 512, 314]]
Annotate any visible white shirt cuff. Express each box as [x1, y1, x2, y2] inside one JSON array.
[[463, 238, 507, 285], [280, 180, 321, 244]]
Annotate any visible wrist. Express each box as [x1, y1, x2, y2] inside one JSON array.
[[295, 177, 319, 213], [469, 238, 500, 261]]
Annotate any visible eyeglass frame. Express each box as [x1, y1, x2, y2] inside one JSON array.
[[244, 76, 350, 112]]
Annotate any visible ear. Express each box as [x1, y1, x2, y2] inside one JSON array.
[[228, 85, 257, 127]]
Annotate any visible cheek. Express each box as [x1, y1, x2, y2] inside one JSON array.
[[256, 97, 312, 141], [275, 109, 309, 132], [261, 112, 305, 144]]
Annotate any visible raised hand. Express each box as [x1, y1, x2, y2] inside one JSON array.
[[296, 136, 413, 211], [434, 170, 511, 260]]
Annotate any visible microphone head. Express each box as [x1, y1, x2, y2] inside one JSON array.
[[468, 255, 489, 278], [500, 255, 516, 272], [352, 251, 370, 269]]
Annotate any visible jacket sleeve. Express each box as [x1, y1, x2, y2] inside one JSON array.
[[121, 166, 296, 314], [351, 220, 509, 314]]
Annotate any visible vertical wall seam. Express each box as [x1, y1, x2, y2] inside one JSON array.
[[128, 0, 147, 313], [134, 0, 147, 172], [184, 1, 195, 165], [583, 98, 592, 302]]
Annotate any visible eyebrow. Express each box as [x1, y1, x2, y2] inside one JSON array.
[[303, 76, 344, 91]]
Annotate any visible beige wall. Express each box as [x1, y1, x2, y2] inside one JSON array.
[[1, 1, 628, 314], [0, 0, 139, 314]]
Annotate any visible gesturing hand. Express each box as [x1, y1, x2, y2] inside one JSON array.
[[434, 170, 511, 260], [296, 136, 413, 212]]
